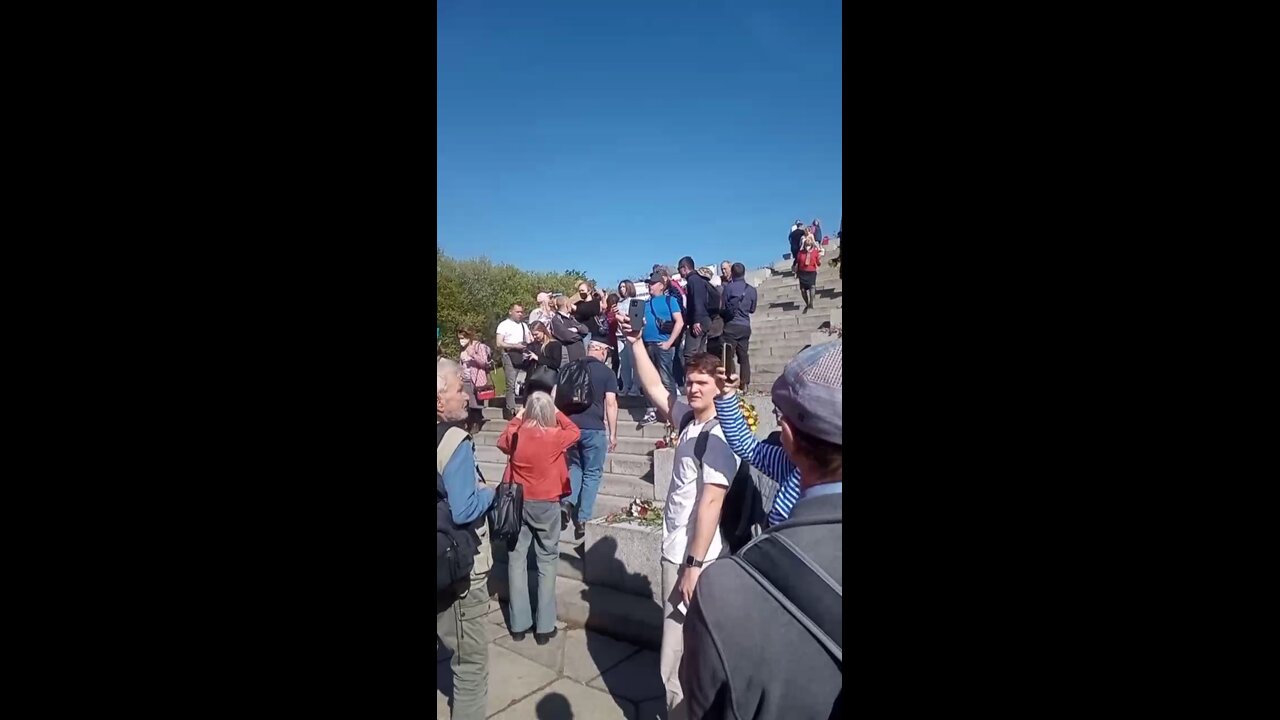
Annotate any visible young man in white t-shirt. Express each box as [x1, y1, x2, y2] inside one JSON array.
[[618, 307, 739, 720], [494, 303, 532, 419]]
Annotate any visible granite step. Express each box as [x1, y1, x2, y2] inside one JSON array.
[[473, 431, 660, 458], [476, 461, 657, 501]]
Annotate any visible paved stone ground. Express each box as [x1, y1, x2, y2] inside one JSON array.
[[438, 598, 667, 719]]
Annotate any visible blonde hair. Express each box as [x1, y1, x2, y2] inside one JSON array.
[[555, 296, 572, 313], [523, 392, 557, 428]]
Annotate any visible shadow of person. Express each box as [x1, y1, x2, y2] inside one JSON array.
[[535, 691, 574, 719], [580, 534, 664, 717]]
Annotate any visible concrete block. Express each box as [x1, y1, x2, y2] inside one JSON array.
[[652, 448, 674, 501], [583, 517, 663, 602], [562, 628, 643, 684], [608, 453, 653, 477]]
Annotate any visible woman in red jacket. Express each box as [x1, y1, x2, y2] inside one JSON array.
[[796, 235, 823, 312], [496, 391, 581, 645]]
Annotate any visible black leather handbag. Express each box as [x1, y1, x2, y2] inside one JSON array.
[[490, 431, 524, 550]]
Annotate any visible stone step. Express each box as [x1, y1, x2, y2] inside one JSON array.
[[474, 444, 654, 479], [473, 430, 659, 458], [480, 407, 668, 437], [476, 461, 658, 501]]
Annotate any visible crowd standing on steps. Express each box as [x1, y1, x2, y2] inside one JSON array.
[[437, 225, 841, 718]]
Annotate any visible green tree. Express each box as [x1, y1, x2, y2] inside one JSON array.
[[437, 248, 592, 357]]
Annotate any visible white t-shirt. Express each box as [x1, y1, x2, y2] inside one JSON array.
[[662, 400, 741, 565], [496, 319, 530, 349]]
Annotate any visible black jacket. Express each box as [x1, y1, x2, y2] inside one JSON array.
[[683, 273, 714, 327], [681, 490, 842, 720]]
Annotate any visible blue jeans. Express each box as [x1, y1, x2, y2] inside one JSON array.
[[618, 339, 637, 395], [645, 343, 677, 408], [566, 429, 609, 524]]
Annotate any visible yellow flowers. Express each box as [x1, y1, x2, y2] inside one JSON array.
[[740, 396, 760, 434]]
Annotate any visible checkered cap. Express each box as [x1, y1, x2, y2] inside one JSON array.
[[771, 340, 842, 445]]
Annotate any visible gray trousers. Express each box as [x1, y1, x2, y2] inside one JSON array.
[[683, 325, 709, 364], [507, 500, 562, 634], [501, 352, 519, 412], [437, 540, 492, 720]]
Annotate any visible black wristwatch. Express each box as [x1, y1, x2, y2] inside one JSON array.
[[685, 555, 705, 568]]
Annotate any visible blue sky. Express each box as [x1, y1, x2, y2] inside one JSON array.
[[437, 0, 841, 288]]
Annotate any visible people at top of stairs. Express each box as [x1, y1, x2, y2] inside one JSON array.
[[796, 235, 823, 313]]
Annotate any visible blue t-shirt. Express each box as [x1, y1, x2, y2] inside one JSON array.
[[642, 294, 680, 344]]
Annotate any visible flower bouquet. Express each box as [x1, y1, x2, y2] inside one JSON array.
[[603, 498, 664, 529], [740, 396, 760, 434], [655, 423, 679, 450]]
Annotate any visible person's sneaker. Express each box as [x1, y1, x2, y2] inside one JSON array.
[[510, 631, 527, 642], [534, 628, 558, 646], [641, 409, 658, 425], [574, 520, 585, 541]]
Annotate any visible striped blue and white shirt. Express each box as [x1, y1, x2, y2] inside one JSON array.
[[713, 394, 801, 525]]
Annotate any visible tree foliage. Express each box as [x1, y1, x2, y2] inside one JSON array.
[[437, 248, 591, 356]]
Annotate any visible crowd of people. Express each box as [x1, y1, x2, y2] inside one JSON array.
[[437, 266, 843, 717]]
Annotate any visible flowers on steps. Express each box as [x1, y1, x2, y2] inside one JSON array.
[[603, 498, 663, 528]]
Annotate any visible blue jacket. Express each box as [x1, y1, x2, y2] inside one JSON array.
[[440, 437, 494, 525], [721, 279, 757, 327]]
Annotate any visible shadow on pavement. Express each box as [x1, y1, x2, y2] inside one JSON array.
[[535, 691, 573, 719], [582, 535, 660, 718]]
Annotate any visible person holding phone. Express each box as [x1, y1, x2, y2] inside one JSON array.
[[640, 273, 683, 426]]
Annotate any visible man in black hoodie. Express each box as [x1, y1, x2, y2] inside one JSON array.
[[676, 256, 715, 365]]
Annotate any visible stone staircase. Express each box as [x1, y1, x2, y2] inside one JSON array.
[[737, 261, 843, 393]]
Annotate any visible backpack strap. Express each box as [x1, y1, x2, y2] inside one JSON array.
[[729, 531, 842, 665], [690, 417, 720, 486], [436, 425, 470, 478]]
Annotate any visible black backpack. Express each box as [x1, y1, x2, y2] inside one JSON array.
[[679, 413, 769, 554], [704, 277, 722, 319], [437, 423, 482, 594], [555, 359, 594, 415]]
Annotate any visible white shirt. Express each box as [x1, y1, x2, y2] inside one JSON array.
[[662, 401, 741, 565], [495, 319, 530, 349]]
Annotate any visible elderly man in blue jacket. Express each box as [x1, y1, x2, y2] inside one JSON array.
[[437, 357, 496, 720]]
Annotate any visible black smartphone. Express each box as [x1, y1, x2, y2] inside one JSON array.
[[628, 299, 646, 333], [722, 343, 737, 380]]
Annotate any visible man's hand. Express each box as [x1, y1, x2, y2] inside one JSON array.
[[692, 323, 703, 337], [678, 565, 702, 606], [615, 311, 643, 344], [714, 367, 740, 398], [609, 434, 617, 452], [660, 340, 674, 351]]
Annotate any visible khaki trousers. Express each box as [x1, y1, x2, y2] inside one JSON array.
[[659, 558, 688, 720]]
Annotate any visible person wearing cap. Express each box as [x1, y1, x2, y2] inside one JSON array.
[[638, 273, 683, 426], [680, 341, 843, 720], [561, 333, 619, 540]]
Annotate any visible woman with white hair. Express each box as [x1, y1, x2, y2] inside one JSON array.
[[495, 391, 580, 645]]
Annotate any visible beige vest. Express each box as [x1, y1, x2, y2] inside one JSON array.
[[437, 426, 493, 577]]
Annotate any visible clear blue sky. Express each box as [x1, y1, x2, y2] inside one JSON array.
[[437, 0, 842, 288]]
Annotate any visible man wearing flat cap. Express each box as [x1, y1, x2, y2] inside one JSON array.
[[680, 340, 843, 719]]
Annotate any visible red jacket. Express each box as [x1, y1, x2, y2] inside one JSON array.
[[797, 248, 822, 272], [496, 412, 581, 502]]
